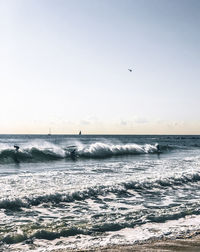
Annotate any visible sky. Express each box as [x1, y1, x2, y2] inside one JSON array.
[[0, 0, 200, 134]]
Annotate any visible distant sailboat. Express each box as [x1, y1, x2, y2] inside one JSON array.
[[48, 128, 51, 136], [79, 131, 81, 135]]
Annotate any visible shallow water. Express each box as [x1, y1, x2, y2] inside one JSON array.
[[1, 135, 200, 251]]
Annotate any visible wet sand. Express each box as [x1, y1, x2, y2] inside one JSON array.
[[51, 231, 200, 252]]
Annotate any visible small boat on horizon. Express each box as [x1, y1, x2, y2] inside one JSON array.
[[48, 128, 51, 136]]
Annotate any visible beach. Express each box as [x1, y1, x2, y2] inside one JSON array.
[[4, 232, 200, 251], [95, 233, 200, 252], [50, 232, 200, 251], [1, 0, 200, 250]]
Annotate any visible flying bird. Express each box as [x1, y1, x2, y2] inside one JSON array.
[[128, 68, 133, 72]]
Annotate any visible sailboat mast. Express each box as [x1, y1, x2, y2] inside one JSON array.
[[48, 128, 51, 136]]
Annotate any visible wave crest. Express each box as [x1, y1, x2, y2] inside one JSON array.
[[78, 142, 158, 158], [1, 172, 200, 211], [0, 142, 161, 163]]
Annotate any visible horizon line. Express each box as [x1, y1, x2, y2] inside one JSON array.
[[0, 133, 200, 136]]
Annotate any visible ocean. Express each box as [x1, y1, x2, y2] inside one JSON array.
[[1, 134, 200, 251]]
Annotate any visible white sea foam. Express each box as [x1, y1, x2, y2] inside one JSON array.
[[1, 135, 200, 251], [78, 142, 158, 157]]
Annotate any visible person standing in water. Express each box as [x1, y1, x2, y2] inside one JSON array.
[[14, 145, 20, 163], [155, 143, 161, 156]]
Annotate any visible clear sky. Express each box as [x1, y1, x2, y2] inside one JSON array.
[[0, 0, 200, 134]]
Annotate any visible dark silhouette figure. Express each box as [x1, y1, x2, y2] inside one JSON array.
[[70, 149, 77, 160], [155, 143, 161, 157], [14, 145, 20, 163], [14, 145, 20, 151]]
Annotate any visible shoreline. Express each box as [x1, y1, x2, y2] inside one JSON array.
[[50, 231, 200, 252]]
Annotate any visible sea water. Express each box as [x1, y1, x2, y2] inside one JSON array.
[[1, 134, 200, 251]]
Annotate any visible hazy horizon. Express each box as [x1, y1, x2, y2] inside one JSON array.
[[1, 0, 200, 134]]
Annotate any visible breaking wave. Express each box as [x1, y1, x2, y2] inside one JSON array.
[[78, 142, 159, 158], [1, 172, 200, 244], [1, 172, 200, 211], [0, 142, 168, 163]]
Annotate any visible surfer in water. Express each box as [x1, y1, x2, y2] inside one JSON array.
[[14, 145, 20, 163], [65, 145, 78, 160], [70, 149, 77, 160], [14, 145, 20, 151], [155, 143, 161, 155]]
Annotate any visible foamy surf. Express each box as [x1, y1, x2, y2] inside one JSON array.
[[0, 141, 167, 163], [1, 134, 200, 251]]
